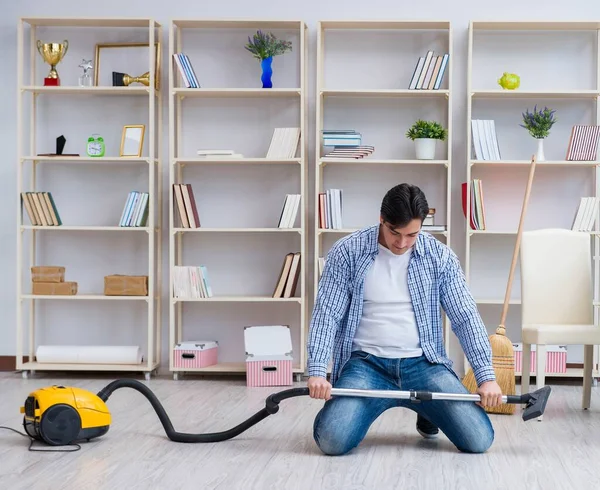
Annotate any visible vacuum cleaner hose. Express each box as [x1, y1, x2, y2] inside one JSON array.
[[96, 379, 309, 443]]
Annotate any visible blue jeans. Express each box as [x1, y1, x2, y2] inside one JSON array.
[[313, 351, 494, 455]]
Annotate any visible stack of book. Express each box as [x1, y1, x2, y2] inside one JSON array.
[[172, 52, 200, 88], [321, 129, 374, 159], [565, 125, 600, 161], [21, 191, 62, 226], [471, 120, 501, 161], [196, 149, 244, 159], [172, 265, 213, 299], [461, 180, 486, 230], [273, 252, 301, 298], [266, 127, 301, 159], [173, 184, 201, 228], [278, 194, 301, 228], [572, 197, 599, 231], [408, 51, 449, 90], [318, 189, 343, 229], [119, 191, 149, 227]]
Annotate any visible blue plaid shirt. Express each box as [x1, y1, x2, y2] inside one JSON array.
[[307, 224, 495, 387]]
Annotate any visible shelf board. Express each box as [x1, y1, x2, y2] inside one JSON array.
[[173, 227, 301, 233], [22, 156, 154, 164], [171, 362, 304, 374], [321, 158, 448, 166], [173, 296, 301, 303], [471, 21, 600, 31], [320, 20, 450, 30], [173, 88, 301, 98], [20, 17, 160, 28], [19, 360, 159, 371], [471, 159, 599, 167], [470, 230, 598, 235], [515, 368, 600, 378], [321, 89, 448, 98], [21, 225, 150, 231], [21, 86, 153, 96], [174, 157, 300, 165], [318, 228, 447, 236], [471, 89, 599, 99], [172, 19, 304, 29], [475, 298, 521, 305], [21, 294, 148, 301]]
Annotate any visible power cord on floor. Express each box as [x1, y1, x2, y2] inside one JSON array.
[[0, 426, 81, 452]]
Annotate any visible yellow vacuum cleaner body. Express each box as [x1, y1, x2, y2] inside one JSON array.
[[20, 385, 111, 446]]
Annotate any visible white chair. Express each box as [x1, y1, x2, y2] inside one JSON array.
[[520, 228, 600, 413]]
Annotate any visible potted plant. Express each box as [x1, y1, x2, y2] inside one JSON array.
[[520, 105, 557, 162], [406, 119, 447, 160], [245, 30, 292, 88]]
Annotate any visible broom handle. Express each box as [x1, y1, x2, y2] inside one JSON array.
[[499, 155, 537, 328]]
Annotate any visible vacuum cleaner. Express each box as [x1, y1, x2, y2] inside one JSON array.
[[19, 379, 551, 447]]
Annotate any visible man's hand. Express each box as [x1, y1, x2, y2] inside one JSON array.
[[476, 380, 503, 408], [308, 376, 332, 400]]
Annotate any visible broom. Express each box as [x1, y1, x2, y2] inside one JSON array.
[[462, 154, 537, 415]]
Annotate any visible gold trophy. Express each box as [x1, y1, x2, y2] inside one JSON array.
[[37, 40, 69, 86], [113, 71, 150, 87]]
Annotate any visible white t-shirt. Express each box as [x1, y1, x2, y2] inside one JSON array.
[[352, 243, 423, 358]]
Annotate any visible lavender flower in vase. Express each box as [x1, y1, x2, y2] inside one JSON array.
[[520, 105, 557, 162], [245, 30, 292, 88]]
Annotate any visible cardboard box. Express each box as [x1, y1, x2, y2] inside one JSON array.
[[31, 266, 65, 283], [104, 275, 148, 296], [32, 281, 77, 295], [244, 325, 293, 387], [172, 341, 218, 369], [513, 343, 567, 374]]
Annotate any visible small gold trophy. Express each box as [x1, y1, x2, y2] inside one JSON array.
[[113, 71, 150, 87], [37, 40, 69, 86]]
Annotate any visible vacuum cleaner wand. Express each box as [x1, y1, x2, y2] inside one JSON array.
[[96, 380, 551, 443]]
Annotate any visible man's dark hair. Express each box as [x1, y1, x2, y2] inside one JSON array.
[[380, 183, 429, 228]]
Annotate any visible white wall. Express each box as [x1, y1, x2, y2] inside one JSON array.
[[2, 0, 600, 376]]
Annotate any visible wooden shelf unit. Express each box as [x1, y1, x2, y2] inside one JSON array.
[[168, 19, 308, 379], [464, 20, 600, 379], [314, 20, 453, 358], [15, 17, 162, 380]]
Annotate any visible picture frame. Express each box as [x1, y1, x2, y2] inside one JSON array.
[[94, 42, 161, 89], [120, 125, 145, 157]]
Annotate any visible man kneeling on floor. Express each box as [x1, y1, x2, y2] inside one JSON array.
[[306, 183, 501, 455]]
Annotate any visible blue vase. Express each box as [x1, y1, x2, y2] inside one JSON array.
[[261, 56, 273, 88]]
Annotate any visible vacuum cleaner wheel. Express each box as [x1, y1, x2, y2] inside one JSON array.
[[39, 404, 82, 446]]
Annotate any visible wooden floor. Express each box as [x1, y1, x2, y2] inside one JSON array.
[[0, 372, 599, 490]]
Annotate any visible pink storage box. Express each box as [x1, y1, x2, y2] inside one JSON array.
[[244, 325, 293, 387], [173, 341, 218, 369], [513, 343, 567, 374]]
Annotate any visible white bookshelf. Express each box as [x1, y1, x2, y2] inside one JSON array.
[[16, 17, 162, 379], [168, 19, 308, 379], [465, 20, 600, 379], [314, 20, 453, 355]]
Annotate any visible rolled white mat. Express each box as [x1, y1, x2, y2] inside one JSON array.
[[35, 345, 143, 365]]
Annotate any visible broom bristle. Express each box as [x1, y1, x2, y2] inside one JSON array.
[[462, 325, 516, 415]]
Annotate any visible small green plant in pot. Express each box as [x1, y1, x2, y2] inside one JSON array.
[[406, 119, 447, 160]]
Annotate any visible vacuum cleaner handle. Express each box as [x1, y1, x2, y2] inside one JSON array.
[[269, 386, 550, 421]]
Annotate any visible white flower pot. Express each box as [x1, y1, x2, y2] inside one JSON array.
[[414, 138, 437, 160], [535, 138, 546, 162]]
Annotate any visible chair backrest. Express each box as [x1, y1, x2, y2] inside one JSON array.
[[520, 228, 593, 325]]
